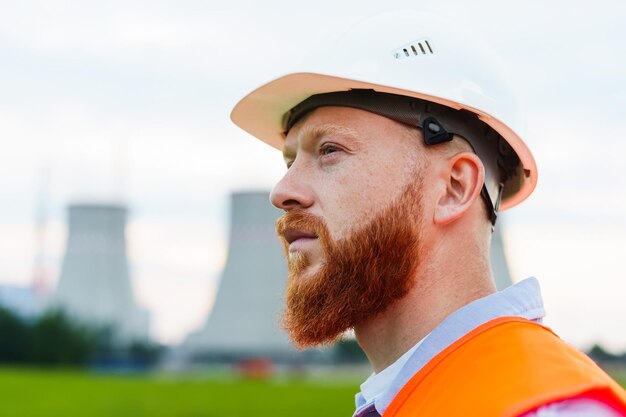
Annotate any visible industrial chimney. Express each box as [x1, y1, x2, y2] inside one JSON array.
[[54, 203, 149, 343]]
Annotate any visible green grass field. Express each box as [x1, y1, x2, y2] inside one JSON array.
[[2, 366, 624, 417], [0, 367, 361, 417]]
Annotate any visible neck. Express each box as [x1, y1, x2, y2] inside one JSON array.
[[354, 234, 496, 373]]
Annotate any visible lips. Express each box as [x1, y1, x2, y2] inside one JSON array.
[[283, 228, 317, 245], [282, 228, 318, 253]]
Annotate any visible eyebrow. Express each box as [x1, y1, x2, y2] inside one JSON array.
[[282, 124, 364, 160]]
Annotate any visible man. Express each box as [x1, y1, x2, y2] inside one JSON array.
[[230, 11, 626, 417]]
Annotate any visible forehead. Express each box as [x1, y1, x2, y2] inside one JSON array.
[[283, 106, 419, 155]]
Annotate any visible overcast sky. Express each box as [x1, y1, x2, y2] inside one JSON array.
[[0, 0, 624, 349]]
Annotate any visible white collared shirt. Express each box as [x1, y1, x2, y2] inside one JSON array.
[[357, 335, 428, 412]]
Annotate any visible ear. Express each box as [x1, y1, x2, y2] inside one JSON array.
[[433, 152, 485, 226]]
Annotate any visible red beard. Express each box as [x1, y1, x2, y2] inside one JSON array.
[[275, 179, 424, 348]]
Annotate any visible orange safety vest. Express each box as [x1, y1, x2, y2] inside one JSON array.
[[384, 316, 626, 417]]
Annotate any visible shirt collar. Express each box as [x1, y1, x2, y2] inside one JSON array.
[[359, 333, 428, 406]]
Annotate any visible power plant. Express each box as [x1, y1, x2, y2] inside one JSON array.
[[49, 193, 512, 356], [54, 203, 149, 344]]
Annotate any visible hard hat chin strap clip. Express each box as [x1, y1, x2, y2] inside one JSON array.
[[422, 117, 454, 145], [481, 182, 503, 229]]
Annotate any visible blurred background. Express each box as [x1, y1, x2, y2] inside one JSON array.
[[0, 0, 625, 415]]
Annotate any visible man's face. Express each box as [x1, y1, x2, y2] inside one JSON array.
[[270, 107, 429, 347]]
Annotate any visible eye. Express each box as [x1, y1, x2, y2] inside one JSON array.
[[285, 160, 294, 169], [320, 143, 340, 156]]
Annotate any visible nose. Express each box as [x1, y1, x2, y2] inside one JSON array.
[[270, 163, 314, 211]]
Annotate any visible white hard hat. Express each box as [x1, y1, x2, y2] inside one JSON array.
[[231, 10, 537, 215]]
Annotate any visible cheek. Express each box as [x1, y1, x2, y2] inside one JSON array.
[[324, 163, 412, 240]]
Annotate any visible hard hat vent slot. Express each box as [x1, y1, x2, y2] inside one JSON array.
[[393, 38, 435, 60]]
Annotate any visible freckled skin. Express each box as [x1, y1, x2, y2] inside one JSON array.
[[271, 106, 427, 271]]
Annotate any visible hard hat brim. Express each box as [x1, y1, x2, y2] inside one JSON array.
[[230, 72, 537, 211]]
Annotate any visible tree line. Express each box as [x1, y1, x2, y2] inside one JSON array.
[[0, 307, 162, 367]]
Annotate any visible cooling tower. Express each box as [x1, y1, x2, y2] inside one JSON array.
[[186, 191, 321, 361], [491, 219, 513, 290], [54, 204, 149, 343]]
